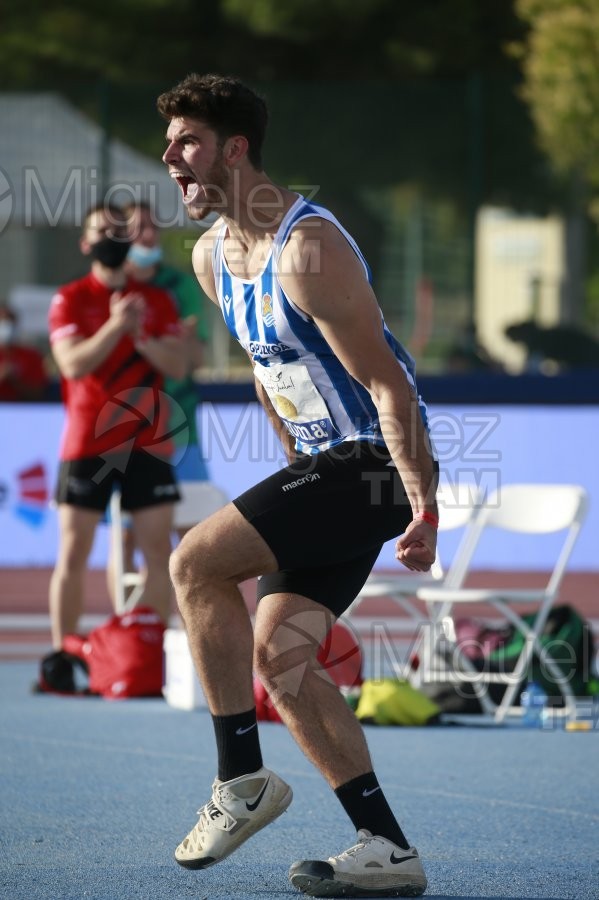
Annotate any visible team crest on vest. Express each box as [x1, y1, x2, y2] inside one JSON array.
[[261, 293, 275, 327]]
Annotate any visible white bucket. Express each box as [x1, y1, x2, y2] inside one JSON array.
[[162, 628, 207, 710]]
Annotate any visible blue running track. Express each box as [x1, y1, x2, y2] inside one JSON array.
[[1, 661, 597, 900]]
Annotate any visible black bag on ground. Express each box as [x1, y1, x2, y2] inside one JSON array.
[[35, 649, 90, 695], [418, 680, 486, 715]]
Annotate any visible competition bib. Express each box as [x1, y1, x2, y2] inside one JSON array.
[[254, 360, 336, 446]]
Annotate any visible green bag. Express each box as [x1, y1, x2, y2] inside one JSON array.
[[487, 604, 594, 702], [356, 678, 441, 726]]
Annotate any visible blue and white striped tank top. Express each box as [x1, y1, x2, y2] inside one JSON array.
[[212, 195, 429, 455]]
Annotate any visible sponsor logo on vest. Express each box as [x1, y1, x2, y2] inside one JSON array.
[[281, 473, 321, 492], [284, 418, 332, 443], [248, 341, 291, 356]]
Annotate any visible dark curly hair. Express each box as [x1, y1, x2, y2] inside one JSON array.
[[157, 73, 268, 170]]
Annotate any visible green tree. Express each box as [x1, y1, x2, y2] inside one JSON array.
[[2, 0, 556, 217], [2, 0, 525, 85], [1, 0, 571, 326], [515, 0, 599, 218]]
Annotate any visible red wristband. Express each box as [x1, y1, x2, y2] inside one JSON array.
[[414, 511, 439, 529]]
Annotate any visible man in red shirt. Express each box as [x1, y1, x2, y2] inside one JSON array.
[[0, 304, 49, 401], [40, 203, 185, 692]]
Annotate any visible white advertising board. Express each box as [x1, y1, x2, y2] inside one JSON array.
[[0, 403, 597, 570]]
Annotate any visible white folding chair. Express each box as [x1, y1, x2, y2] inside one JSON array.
[[345, 481, 483, 677], [109, 487, 144, 615], [416, 483, 588, 723]]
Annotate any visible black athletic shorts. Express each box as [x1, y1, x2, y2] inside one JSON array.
[[233, 441, 436, 618], [54, 450, 180, 513]]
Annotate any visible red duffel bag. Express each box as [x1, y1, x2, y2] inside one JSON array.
[[63, 606, 166, 700]]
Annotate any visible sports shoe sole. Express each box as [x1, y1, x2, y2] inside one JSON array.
[[289, 860, 427, 898], [176, 783, 293, 870]]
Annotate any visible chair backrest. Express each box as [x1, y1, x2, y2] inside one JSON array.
[[482, 484, 588, 534], [432, 482, 483, 585], [469, 483, 588, 597]]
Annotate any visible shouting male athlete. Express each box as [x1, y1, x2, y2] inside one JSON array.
[[159, 73, 437, 898]]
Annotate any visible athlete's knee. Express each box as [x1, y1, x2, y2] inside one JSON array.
[[169, 525, 216, 597], [169, 537, 194, 594], [253, 616, 317, 689]]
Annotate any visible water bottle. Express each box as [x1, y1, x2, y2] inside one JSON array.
[[521, 681, 548, 728]]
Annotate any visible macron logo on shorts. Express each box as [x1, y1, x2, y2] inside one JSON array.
[[281, 473, 321, 492]]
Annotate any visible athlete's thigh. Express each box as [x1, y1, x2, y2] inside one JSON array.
[[174, 501, 279, 585], [256, 543, 381, 618]]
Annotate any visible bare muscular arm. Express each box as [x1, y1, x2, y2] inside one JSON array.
[[278, 219, 438, 571]]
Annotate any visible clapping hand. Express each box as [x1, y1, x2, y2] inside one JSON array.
[[110, 291, 146, 338]]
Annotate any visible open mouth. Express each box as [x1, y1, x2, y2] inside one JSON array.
[[171, 173, 200, 205]]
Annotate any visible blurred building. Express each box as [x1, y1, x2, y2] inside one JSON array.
[[475, 207, 565, 372]]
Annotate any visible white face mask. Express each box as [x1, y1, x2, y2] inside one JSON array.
[[128, 243, 163, 267], [0, 321, 15, 345]]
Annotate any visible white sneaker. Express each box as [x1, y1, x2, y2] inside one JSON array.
[[289, 829, 427, 897], [175, 766, 292, 869]]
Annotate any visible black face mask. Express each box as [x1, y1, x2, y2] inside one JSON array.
[[89, 236, 132, 269]]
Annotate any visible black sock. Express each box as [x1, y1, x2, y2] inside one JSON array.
[[212, 709, 263, 782], [334, 772, 410, 849]]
